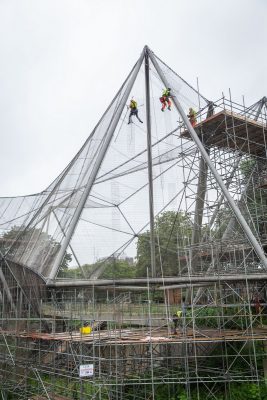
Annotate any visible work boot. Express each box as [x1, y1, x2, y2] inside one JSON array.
[[161, 108, 164, 112], [168, 106, 171, 111], [128, 121, 131, 124]]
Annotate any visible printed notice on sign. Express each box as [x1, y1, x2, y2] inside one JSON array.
[[79, 364, 94, 377]]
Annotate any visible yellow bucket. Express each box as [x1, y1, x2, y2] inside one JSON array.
[[80, 326, 92, 334]]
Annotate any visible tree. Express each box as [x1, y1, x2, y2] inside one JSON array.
[[136, 211, 193, 277], [61, 259, 137, 279], [239, 157, 267, 237], [0, 225, 72, 274], [213, 157, 267, 240], [100, 259, 137, 279]]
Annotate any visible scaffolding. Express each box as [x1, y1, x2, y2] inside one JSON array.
[[0, 46, 267, 399]]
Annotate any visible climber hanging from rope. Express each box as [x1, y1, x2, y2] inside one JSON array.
[[128, 99, 143, 124], [160, 88, 172, 112]]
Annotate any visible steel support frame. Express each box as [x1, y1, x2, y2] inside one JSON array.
[[194, 155, 243, 302], [191, 103, 214, 248], [191, 153, 209, 246], [221, 164, 257, 241], [52, 210, 86, 278], [147, 47, 267, 270], [144, 48, 156, 278], [255, 96, 267, 121], [48, 48, 146, 280], [49, 273, 267, 288], [202, 155, 242, 241], [0, 253, 17, 313], [0, 268, 16, 313]]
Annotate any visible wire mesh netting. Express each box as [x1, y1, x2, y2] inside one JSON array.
[[0, 49, 267, 284], [0, 47, 267, 400]]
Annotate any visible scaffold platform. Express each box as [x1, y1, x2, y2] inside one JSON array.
[[4, 327, 267, 345], [181, 110, 267, 155]]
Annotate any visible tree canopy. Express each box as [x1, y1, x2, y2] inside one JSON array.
[[136, 211, 193, 277], [0, 225, 72, 273], [239, 157, 267, 237]]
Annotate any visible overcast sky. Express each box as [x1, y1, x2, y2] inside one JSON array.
[[0, 0, 266, 197]]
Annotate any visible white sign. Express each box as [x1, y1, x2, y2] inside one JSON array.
[[79, 364, 94, 377]]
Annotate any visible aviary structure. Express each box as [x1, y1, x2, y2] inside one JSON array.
[[0, 46, 267, 399]]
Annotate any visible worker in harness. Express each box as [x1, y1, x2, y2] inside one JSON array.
[[188, 107, 197, 127], [160, 88, 172, 111], [128, 99, 143, 124], [172, 297, 187, 334], [172, 309, 182, 334]]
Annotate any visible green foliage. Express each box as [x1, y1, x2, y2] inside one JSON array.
[[136, 211, 193, 277], [3, 373, 267, 400], [215, 157, 267, 240], [56, 210, 194, 279], [59, 250, 73, 273], [100, 259, 137, 279], [192, 306, 221, 328], [239, 157, 267, 238], [61, 259, 137, 279], [213, 205, 232, 239], [230, 382, 267, 400], [178, 393, 188, 400], [240, 158, 256, 180], [0, 225, 72, 274]]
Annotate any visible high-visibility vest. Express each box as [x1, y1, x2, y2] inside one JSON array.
[[176, 310, 182, 318], [163, 89, 170, 97], [189, 109, 197, 118], [130, 100, 137, 109]]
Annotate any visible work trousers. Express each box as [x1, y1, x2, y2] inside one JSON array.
[[129, 108, 142, 123]]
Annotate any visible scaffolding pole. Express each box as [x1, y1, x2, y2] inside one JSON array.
[[48, 48, 146, 280], [148, 47, 267, 270], [144, 47, 156, 278]]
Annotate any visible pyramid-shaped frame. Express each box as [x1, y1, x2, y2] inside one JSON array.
[[0, 46, 267, 285]]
